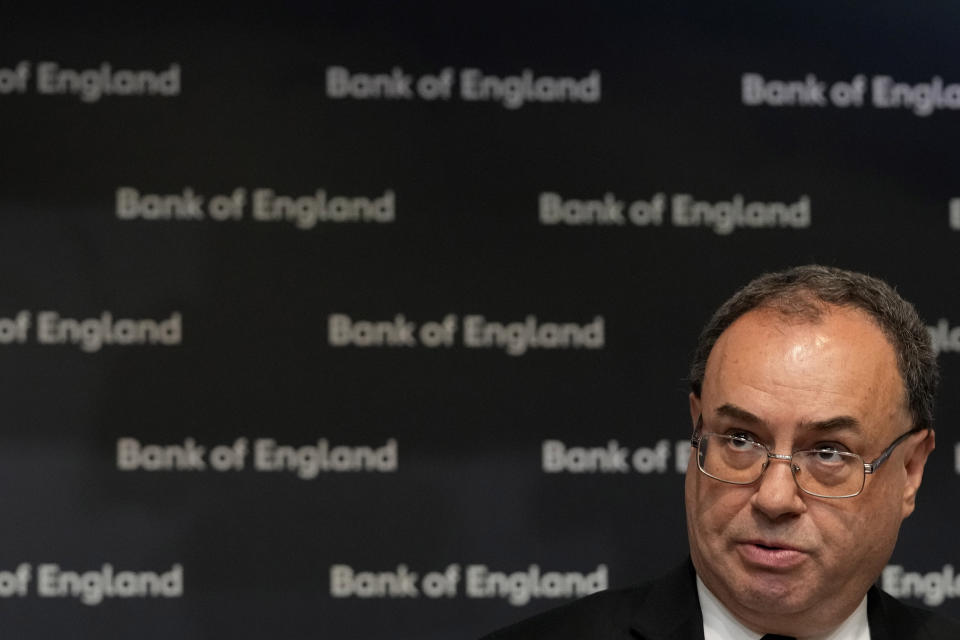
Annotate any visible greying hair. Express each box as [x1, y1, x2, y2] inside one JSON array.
[[689, 265, 938, 430]]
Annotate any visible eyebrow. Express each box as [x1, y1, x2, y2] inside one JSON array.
[[802, 416, 862, 433], [713, 403, 862, 433], [715, 404, 762, 424]]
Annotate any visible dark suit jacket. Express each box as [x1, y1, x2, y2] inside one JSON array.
[[480, 560, 960, 639]]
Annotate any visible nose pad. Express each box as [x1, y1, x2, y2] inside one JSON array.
[[759, 456, 800, 492], [753, 457, 805, 515]]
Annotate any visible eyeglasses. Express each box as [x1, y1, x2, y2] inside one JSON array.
[[690, 416, 926, 498]]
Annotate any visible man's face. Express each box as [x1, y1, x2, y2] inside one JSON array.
[[685, 305, 934, 636]]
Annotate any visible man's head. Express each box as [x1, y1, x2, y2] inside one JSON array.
[[689, 265, 938, 431], [684, 265, 938, 637]]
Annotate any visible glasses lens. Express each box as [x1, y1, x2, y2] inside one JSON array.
[[698, 433, 766, 484], [792, 450, 865, 498]]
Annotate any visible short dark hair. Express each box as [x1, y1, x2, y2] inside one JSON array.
[[689, 265, 938, 430]]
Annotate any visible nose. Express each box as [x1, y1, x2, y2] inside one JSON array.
[[750, 456, 806, 520]]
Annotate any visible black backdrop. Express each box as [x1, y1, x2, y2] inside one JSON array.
[[1, 4, 959, 639]]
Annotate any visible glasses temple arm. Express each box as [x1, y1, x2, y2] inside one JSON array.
[[864, 427, 927, 474]]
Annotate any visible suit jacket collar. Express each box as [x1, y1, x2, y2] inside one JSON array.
[[865, 582, 913, 640], [628, 559, 705, 640]]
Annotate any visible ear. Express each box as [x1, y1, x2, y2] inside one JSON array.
[[901, 429, 936, 519], [688, 392, 702, 431]]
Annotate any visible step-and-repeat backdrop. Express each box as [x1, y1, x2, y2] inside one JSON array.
[[2, 4, 959, 639]]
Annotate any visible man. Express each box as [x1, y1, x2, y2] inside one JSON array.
[[482, 265, 960, 639]]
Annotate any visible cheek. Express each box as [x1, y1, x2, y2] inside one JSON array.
[[686, 471, 750, 538], [809, 500, 893, 567], [833, 493, 902, 561], [811, 505, 861, 547]]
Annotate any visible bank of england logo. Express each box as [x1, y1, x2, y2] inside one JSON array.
[[0, 61, 180, 102], [883, 565, 960, 606]]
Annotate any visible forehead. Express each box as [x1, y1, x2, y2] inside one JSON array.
[[701, 306, 908, 434]]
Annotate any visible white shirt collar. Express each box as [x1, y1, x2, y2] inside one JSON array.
[[696, 576, 870, 640]]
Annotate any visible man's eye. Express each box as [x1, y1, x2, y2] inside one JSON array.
[[727, 433, 756, 449], [812, 444, 847, 463]]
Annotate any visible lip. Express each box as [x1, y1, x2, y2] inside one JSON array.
[[736, 540, 808, 570]]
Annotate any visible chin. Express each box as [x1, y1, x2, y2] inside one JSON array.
[[738, 577, 809, 611], [704, 555, 812, 611]]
